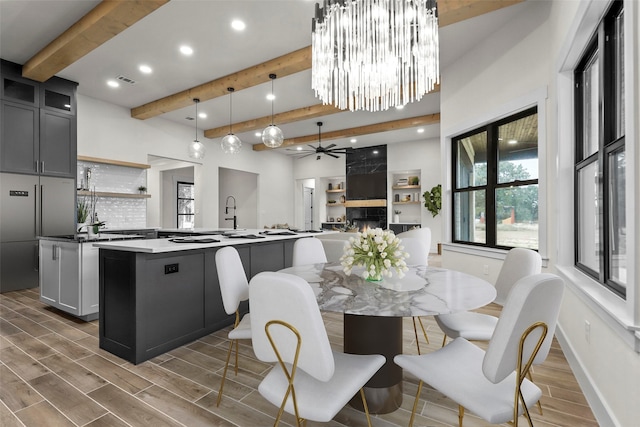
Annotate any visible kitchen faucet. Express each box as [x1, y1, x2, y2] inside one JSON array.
[[224, 195, 237, 229]]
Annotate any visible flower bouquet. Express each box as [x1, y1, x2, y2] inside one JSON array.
[[340, 228, 408, 281]]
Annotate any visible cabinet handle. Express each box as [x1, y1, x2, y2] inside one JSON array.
[[34, 160, 39, 173], [52, 245, 58, 261], [33, 184, 38, 237], [34, 244, 39, 272], [41, 161, 45, 173]]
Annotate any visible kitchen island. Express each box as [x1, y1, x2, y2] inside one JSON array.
[[93, 230, 331, 364]]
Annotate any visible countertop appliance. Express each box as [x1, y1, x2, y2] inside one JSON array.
[[1, 172, 75, 292]]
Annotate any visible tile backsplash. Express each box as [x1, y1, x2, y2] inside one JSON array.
[[77, 161, 147, 229]]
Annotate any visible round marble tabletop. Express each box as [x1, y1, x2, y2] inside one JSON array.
[[280, 262, 497, 317]]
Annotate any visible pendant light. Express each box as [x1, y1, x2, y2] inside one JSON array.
[[220, 87, 242, 154], [188, 98, 205, 159], [261, 73, 284, 148]]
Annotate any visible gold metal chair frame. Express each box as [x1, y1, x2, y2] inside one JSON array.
[[264, 319, 375, 427], [217, 310, 243, 407], [406, 321, 549, 427], [412, 316, 430, 354]]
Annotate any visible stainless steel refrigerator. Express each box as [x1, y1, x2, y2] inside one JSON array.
[[1, 173, 75, 292]]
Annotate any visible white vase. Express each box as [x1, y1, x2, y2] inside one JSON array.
[[394, 215, 400, 223]]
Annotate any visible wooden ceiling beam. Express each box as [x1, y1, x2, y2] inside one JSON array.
[[437, 0, 525, 27], [205, 84, 440, 138], [128, 0, 521, 119], [22, 0, 169, 82], [253, 114, 440, 151], [204, 104, 340, 139], [131, 46, 312, 120]]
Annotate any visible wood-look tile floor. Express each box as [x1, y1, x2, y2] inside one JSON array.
[[1, 277, 598, 426]]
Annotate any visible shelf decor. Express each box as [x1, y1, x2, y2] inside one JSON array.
[[340, 228, 408, 281]]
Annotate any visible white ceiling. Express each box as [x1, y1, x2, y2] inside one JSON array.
[[0, 0, 529, 153]]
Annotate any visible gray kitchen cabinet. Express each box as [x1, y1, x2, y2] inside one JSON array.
[[0, 59, 77, 178], [40, 239, 99, 320], [0, 100, 39, 174]]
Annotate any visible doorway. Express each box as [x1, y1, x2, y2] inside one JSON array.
[[303, 186, 314, 230]]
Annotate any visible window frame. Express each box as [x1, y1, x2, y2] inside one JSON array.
[[451, 107, 539, 251], [176, 181, 195, 230], [574, 0, 626, 298]]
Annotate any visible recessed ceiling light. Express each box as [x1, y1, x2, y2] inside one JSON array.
[[417, 128, 425, 133], [139, 65, 152, 74], [508, 139, 518, 145], [296, 146, 302, 151], [180, 45, 193, 55], [198, 112, 207, 119], [395, 105, 405, 110], [266, 94, 275, 101], [107, 80, 119, 88], [350, 138, 357, 143], [255, 132, 262, 137], [231, 20, 246, 31], [373, 150, 379, 154]]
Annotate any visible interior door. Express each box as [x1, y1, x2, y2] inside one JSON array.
[[303, 186, 314, 230]]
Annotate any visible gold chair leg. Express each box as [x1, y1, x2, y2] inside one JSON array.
[[458, 404, 465, 427], [417, 316, 430, 344], [412, 317, 422, 355], [217, 339, 235, 406], [527, 370, 543, 415], [360, 388, 374, 427], [234, 338, 239, 375], [408, 380, 424, 427], [441, 334, 447, 347]]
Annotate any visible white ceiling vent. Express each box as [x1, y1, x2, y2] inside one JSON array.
[[116, 75, 136, 85]]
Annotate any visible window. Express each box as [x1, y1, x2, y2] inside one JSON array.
[[177, 181, 195, 229], [452, 108, 538, 250], [574, 0, 625, 297]]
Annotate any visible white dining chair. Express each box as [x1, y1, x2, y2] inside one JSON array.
[[397, 228, 432, 354], [435, 247, 542, 345], [395, 273, 565, 427], [319, 238, 348, 263], [292, 237, 328, 266], [215, 246, 252, 407], [249, 271, 385, 426]]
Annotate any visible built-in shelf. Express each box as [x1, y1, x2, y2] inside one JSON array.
[[326, 189, 345, 193], [78, 155, 150, 169], [326, 203, 345, 207], [392, 185, 421, 190], [393, 201, 420, 205], [77, 190, 151, 199]]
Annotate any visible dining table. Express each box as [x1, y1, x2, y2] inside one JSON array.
[[279, 262, 497, 414]]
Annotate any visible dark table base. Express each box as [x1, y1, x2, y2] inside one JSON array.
[[344, 314, 403, 414]]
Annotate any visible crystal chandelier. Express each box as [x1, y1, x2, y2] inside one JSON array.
[[311, 0, 439, 112], [188, 98, 205, 159], [220, 87, 242, 154]]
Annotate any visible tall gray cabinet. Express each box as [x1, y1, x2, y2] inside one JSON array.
[[0, 59, 77, 292]]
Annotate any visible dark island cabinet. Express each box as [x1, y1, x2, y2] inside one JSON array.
[[99, 239, 296, 364], [0, 59, 77, 178]]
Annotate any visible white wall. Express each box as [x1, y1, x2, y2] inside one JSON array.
[[439, 1, 640, 426], [218, 167, 258, 229], [161, 166, 193, 228], [77, 95, 295, 229]]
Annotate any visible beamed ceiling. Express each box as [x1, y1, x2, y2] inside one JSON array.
[[0, 0, 528, 154]]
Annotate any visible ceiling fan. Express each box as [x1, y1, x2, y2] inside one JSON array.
[[289, 122, 349, 160]]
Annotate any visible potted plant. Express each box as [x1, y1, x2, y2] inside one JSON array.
[[77, 198, 89, 231], [138, 185, 147, 194], [422, 184, 442, 217]]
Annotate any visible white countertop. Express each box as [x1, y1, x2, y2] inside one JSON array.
[[93, 229, 335, 253]]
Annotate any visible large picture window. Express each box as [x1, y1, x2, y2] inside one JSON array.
[[574, 0, 625, 297], [452, 108, 538, 250]]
